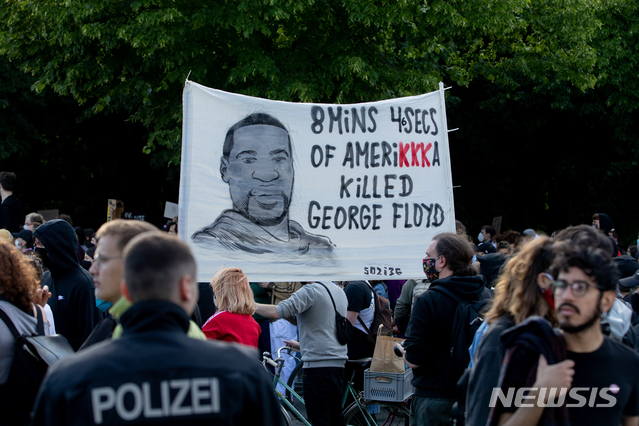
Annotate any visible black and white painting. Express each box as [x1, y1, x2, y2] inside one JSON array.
[[180, 81, 455, 281], [192, 113, 335, 256]]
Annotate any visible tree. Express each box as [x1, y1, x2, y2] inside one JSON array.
[[0, 0, 600, 166], [6, 0, 637, 244]]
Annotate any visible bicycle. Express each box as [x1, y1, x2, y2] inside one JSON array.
[[262, 346, 411, 426]]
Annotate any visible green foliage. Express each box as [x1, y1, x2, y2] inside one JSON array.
[[0, 0, 602, 166]]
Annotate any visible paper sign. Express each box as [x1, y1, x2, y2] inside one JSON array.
[[164, 201, 179, 219]]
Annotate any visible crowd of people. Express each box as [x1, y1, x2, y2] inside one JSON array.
[[2, 167, 639, 426]]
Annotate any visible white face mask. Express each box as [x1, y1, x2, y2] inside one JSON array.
[[478, 233, 484, 243], [23, 225, 28, 230], [15, 241, 22, 249]]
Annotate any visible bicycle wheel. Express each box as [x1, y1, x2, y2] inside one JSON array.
[[280, 403, 293, 426], [342, 400, 410, 426], [285, 361, 304, 402]]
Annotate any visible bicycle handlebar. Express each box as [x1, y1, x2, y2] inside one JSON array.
[[277, 346, 295, 359], [265, 357, 279, 368], [262, 346, 302, 377]]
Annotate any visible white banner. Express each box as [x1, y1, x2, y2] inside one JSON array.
[[180, 81, 455, 282]]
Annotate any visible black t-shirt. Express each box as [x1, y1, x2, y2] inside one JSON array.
[[500, 337, 639, 425], [344, 281, 374, 359], [345, 281, 372, 312]]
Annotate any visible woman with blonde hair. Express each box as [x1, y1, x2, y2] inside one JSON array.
[[466, 237, 558, 426], [202, 267, 261, 348]]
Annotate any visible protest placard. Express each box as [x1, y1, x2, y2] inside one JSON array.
[[180, 81, 455, 281]]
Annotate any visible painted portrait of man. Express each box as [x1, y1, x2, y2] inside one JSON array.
[[192, 113, 335, 256]]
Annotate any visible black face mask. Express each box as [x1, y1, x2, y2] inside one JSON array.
[[81, 260, 92, 271], [34, 248, 50, 269]]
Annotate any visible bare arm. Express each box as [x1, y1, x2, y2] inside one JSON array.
[[622, 416, 639, 426], [284, 339, 300, 350], [406, 360, 420, 369], [347, 311, 359, 326], [254, 304, 279, 319]]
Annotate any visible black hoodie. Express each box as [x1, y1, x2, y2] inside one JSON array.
[[0, 194, 22, 232], [404, 274, 489, 398], [598, 213, 619, 257], [34, 219, 102, 350]]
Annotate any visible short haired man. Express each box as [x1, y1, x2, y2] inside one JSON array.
[[24, 212, 45, 231], [255, 281, 348, 426], [496, 247, 639, 426], [0, 171, 22, 233], [192, 113, 334, 256], [81, 219, 205, 349], [554, 224, 635, 345], [404, 232, 492, 426], [33, 219, 102, 350], [477, 225, 497, 254], [32, 232, 284, 426]]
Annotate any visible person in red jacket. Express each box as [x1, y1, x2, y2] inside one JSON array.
[[202, 267, 261, 347]]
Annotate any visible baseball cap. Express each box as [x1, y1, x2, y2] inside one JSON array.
[[620, 270, 639, 290], [11, 229, 33, 248], [614, 255, 639, 279]]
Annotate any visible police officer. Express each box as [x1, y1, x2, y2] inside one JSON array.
[[32, 231, 284, 426]]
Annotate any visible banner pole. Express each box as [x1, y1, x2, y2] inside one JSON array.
[[439, 81, 456, 228]]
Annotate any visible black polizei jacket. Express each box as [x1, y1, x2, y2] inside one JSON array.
[[32, 300, 284, 426]]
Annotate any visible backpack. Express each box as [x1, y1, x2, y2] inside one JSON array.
[[429, 286, 492, 387], [316, 282, 354, 345], [357, 283, 393, 345], [410, 279, 430, 310], [0, 306, 75, 425]]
